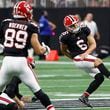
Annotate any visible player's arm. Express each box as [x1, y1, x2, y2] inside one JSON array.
[[80, 34, 96, 60], [31, 33, 49, 55], [86, 34, 96, 54], [95, 31, 100, 40], [60, 42, 73, 59], [49, 21, 56, 30]]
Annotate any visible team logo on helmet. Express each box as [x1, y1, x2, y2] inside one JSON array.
[[13, 1, 33, 20], [64, 15, 80, 33]]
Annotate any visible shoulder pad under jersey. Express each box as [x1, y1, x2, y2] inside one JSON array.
[[2, 19, 12, 22], [59, 31, 69, 41], [30, 22, 38, 27]]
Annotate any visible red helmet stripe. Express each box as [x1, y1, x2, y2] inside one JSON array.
[[13, 1, 32, 20], [14, 2, 19, 14], [68, 15, 75, 23]]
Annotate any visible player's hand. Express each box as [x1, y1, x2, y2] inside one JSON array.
[[14, 96, 25, 109], [27, 57, 35, 69], [80, 52, 88, 60], [42, 42, 50, 55], [17, 100, 25, 109]]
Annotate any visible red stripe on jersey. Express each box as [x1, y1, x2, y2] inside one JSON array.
[[26, 58, 39, 83], [0, 96, 12, 103], [74, 58, 95, 62]]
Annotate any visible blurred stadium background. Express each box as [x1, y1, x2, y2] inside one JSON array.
[[0, 0, 110, 109]]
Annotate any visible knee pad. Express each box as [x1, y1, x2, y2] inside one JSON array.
[[95, 73, 104, 83]]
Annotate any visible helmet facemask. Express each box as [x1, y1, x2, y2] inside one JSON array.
[[64, 15, 81, 33], [66, 22, 80, 33]]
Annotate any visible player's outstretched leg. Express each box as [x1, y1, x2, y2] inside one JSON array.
[[79, 73, 104, 108]]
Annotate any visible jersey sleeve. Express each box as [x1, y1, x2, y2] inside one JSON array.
[[84, 26, 91, 36], [29, 22, 39, 34], [59, 32, 67, 44], [0, 20, 5, 44]]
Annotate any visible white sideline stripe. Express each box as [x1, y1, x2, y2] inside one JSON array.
[[0, 60, 110, 65], [52, 97, 110, 101], [39, 74, 83, 78], [22, 85, 110, 89], [55, 93, 110, 97], [35, 61, 110, 65]]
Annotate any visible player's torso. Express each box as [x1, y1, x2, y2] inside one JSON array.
[[2, 19, 36, 57], [60, 28, 89, 57]]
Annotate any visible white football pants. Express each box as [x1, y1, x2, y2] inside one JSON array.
[[73, 55, 100, 77], [0, 56, 41, 93]]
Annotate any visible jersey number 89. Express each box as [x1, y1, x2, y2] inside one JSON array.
[[4, 29, 28, 49]]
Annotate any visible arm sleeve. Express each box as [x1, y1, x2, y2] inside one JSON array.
[[59, 33, 67, 44], [29, 23, 39, 34], [0, 21, 4, 44], [84, 26, 91, 37]]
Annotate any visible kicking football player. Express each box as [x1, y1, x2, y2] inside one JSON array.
[[0, 1, 55, 110], [59, 15, 110, 108]]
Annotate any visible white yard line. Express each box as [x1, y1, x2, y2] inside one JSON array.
[[35, 61, 110, 65], [54, 93, 110, 97], [0, 60, 110, 65]]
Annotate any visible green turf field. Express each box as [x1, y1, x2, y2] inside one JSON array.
[[20, 56, 110, 98], [18, 56, 110, 109]]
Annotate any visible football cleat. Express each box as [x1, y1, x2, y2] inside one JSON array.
[[79, 95, 93, 108]]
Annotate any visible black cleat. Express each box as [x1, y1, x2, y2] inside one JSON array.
[[79, 95, 93, 108]]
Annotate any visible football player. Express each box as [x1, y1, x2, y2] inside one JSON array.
[[0, 43, 37, 108], [59, 15, 110, 108], [0, 1, 55, 110]]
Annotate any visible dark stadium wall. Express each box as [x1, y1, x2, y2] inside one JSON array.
[[0, 8, 110, 54]]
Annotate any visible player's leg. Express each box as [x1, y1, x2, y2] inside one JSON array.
[[0, 73, 18, 109], [0, 57, 22, 109], [79, 72, 104, 108], [94, 58, 110, 78], [2, 76, 26, 108], [73, 55, 105, 107], [19, 60, 55, 110], [4, 76, 22, 99]]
